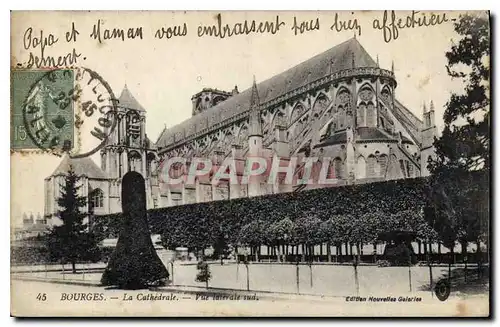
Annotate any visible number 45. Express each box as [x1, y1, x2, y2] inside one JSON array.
[[36, 293, 47, 301]]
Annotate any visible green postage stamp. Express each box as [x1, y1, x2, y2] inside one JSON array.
[[11, 69, 75, 152]]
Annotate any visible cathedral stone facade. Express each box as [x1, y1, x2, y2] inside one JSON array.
[[44, 38, 437, 221], [44, 85, 161, 222]]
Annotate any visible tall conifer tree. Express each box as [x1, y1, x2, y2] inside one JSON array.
[[46, 166, 100, 273]]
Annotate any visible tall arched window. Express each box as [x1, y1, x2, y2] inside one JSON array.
[[379, 154, 388, 177], [146, 152, 156, 177], [336, 89, 351, 130], [357, 103, 366, 127], [90, 188, 104, 209], [326, 160, 335, 180], [381, 87, 391, 103], [366, 102, 376, 127], [101, 152, 107, 171], [337, 106, 345, 129], [129, 151, 142, 173], [333, 157, 344, 179], [366, 155, 378, 178], [408, 161, 414, 177], [290, 103, 306, 124], [356, 156, 366, 179], [312, 94, 329, 119]]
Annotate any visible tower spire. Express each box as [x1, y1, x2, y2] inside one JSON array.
[[249, 76, 262, 137], [250, 75, 260, 108], [248, 76, 263, 198], [429, 100, 435, 111], [391, 60, 395, 73], [376, 54, 380, 68]]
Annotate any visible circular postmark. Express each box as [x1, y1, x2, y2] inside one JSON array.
[[22, 67, 119, 158]]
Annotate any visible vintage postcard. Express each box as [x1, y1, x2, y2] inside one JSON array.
[[10, 10, 490, 317]]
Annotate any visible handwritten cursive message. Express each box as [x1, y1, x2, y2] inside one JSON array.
[[18, 10, 452, 69]]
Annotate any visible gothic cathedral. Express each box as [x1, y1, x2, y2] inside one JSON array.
[[44, 38, 438, 222]]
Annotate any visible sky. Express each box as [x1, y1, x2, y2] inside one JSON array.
[[10, 10, 482, 226]]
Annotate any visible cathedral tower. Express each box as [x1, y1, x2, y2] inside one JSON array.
[[191, 87, 237, 116], [101, 85, 152, 179], [100, 85, 160, 210]]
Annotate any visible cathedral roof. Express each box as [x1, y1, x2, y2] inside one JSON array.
[[118, 85, 146, 112], [156, 38, 422, 150], [156, 38, 378, 149], [49, 155, 108, 179]]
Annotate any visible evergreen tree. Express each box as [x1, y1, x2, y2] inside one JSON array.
[[430, 13, 490, 174], [101, 172, 169, 289], [46, 166, 100, 273], [426, 13, 490, 256]]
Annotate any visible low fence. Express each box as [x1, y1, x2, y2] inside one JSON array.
[[167, 262, 479, 297], [11, 257, 487, 297], [236, 253, 489, 264]]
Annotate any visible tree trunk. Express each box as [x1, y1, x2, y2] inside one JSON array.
[[356, 243, 361, 263], [427, 247, 433, 296], [373, 243, 377, 263], [476, 240, 482, 278], [353, 263, 359, 296], [254, 246, 259, 262], [461, 240, 468, 259], [71, 261, 76, 274], [276, 245, 281, 263], [448, 247, 454, 283], [461, 240, 468, 282], [327, 243, 332, 262], [246, 263, 250, 291], [296, 262, 300, 294], [438, 242, 442, 254], [301, 244, 305, 262], [341, 243, 344, 260]]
